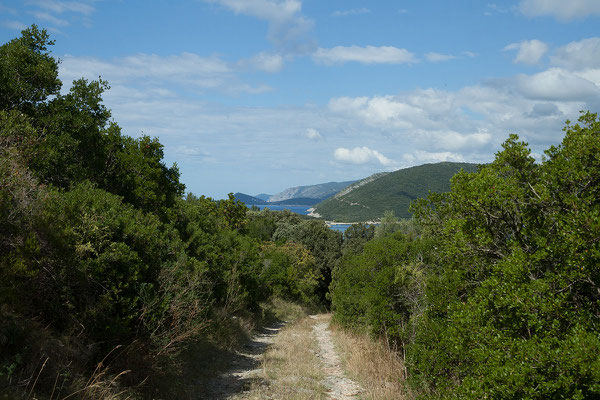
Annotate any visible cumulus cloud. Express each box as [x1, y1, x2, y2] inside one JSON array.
[[305, 128, 322, 140], [329, 95, 427, 129], [504, 39, 548, 65], [519, 0, 600, 21], [331, 8, 370, 17], [204, 0, 315, 54], [513, 68, 600, 100], [527, 103, 562, 117], [313, 45, 417, 65], [334, 147, 395, 166], [551, 37, 600, 70], [425, 52, 456, 62]]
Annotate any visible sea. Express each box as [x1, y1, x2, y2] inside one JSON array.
[[246, 204, 353, 233]]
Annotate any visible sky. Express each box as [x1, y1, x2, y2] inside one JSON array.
[[1, 0, 600, 199]]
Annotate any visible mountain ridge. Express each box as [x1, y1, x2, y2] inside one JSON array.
[[313, 162, 479, 222], [268, 180, 356, 202]]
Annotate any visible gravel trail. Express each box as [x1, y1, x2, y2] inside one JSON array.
[[311, 314, 364, 399]]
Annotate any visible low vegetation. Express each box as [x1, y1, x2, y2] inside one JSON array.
[[331, 324, 412, 400]]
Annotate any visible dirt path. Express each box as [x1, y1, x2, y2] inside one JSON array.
[[203, 314, 363, 399], [202, 321, 285, 399], [311, 314, 364, 399]]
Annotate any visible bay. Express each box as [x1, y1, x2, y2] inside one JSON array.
[[248, 204, 312, 215]]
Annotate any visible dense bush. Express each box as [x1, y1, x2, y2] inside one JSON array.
[[273, 219, 342, 304], [407, 114, 600, 398], [331, 232, 431, 348], [260, 241, 320, 305], [331, 112, 600, 399], [0, 26, 332, 398]]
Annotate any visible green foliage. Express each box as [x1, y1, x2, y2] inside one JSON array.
[[260, 241, 321, 305], [341, 222, 375, 256], [0, 25, 60, 115], [314, 162, 478, 222], [406, 112, 600, 399], [273, 219, 342, 304], [0, 27, 294, 398], [331, 232, 430, 346]]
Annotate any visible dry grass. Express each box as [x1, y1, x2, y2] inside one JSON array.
[[233, 316, 327, 400], [330, 325, 414, 400]]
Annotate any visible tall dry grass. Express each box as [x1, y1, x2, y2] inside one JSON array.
[[330, 324, 414, 400]]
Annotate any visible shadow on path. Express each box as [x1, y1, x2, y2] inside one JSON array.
[[198, 321, 285, 399]]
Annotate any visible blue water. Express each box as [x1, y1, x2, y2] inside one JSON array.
[[246, 205, 353, 233], [328, 224, 352, 233], [249, 204, 311, 215], [245, 205, 377, 234]]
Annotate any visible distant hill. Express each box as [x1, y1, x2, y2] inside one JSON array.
[[269, 180, 356, 202], [234, 193, 268, 205], [254, 194, 272, 202], [313, 162, 479, 222]]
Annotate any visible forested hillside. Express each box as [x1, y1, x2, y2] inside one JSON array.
[[314, 162, 478, 222]]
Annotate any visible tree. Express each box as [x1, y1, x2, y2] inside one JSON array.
[[0, 25, 60, 115], [375, 210, 400, 237], [408, 112, 600, 399]]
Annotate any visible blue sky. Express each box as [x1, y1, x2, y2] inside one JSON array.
[[1, 0, 600, 198]]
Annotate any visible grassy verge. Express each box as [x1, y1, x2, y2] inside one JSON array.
[[330, 324, 413, 400]]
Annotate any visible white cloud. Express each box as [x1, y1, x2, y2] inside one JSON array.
[[0, 4, 17, 14], [30, 11, 70, 26], [504, 39, 548, 65], [305, 128, 322, 140], [329, 94, 427, 129], [239, 52, 284, 73], [513, 68, 600, 100], [485, 3, 509, 15], [334, 147, 394, 166], [1, 20, 27, 30], [331, 8, 370, 17], [205, 0, 301, 20], [313, 45, 417, 65], [425, 52, 456, 62], [519, 0, 600, 21], [402, 150, 466, 165], [204, 0, 315, 53], [60, 53, 271, 94], [551, 37, 600, 70], [29, 0, 95, 16]]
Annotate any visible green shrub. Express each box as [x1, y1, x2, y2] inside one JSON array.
[[407, 112, 600, 399], [331, 232, 430, 346]]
